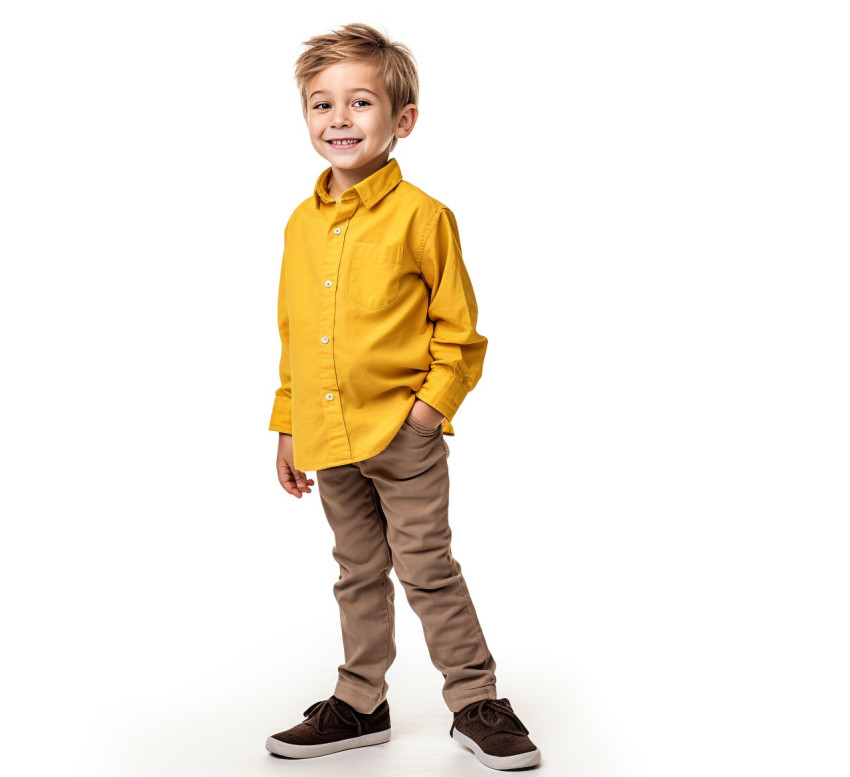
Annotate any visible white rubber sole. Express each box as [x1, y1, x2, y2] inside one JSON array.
[[452, 729, 541, 770], [265, 728, 391, 759]]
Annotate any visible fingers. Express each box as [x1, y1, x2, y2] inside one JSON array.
[[294, 470, 315, 493], [278, 463, 315, 498]]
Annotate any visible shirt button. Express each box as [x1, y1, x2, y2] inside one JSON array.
[[325, 392, 334, 401], [325, 280, 333, 287], [321, 336, 329, 344], [333, 227, 341, 235]]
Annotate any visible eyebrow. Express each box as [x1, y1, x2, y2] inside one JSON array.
[[309, 88, 380, 100]]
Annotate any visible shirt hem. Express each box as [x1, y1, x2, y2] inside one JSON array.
[[297, 424, 456, 472]]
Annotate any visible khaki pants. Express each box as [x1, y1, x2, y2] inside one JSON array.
[[315, 413, 498, 714]]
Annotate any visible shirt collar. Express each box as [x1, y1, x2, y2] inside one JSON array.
[[313, 157, 403, 210]]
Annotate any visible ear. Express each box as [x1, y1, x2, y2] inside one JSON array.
[[394, 103, 418, 139]]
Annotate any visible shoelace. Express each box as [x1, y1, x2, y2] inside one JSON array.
[[450, 699, 530, 741], [302, 697, 363, 736]]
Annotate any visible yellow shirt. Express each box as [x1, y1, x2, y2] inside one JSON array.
[[269, 157, 488, 472]]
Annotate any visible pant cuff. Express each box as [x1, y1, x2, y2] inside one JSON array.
[[443, 683, 498, 713], [334, 681, 386, 715]]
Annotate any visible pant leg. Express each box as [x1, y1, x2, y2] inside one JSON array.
[[316, 464, 396, 715], [359, 415, 498, 712]]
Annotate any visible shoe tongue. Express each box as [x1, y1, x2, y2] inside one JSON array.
[[310, 696, 358, 732], [484, 699, 528, 734], [329, 696, 351, 718]]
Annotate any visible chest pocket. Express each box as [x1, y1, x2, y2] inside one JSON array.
[[347, 242, 404, 310]]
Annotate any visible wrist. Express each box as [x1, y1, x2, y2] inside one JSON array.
[[412, 398, 445, 426]]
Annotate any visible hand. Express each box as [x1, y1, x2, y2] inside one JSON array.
[[276, 433, 314, 498], [409, 398, 445, 429]]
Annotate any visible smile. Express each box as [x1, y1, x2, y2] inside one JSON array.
[[326, 139, 362, 148]]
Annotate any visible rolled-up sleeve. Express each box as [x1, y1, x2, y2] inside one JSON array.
[[269, 237, 293, 434], [415, 207, 488, 421]]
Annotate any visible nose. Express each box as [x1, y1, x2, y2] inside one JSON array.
[[330, 104, 352, 128]]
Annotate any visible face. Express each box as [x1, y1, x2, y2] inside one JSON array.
[[304, 61, 416, 190]]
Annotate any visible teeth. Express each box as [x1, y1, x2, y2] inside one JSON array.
[[330, 139, 360, 145]]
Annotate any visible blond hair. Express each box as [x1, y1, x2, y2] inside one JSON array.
[[294, 23, 419, 153]]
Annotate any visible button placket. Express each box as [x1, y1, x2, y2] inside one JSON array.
[[319, 200, 358, 459]]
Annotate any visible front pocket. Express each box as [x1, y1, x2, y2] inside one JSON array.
[[347, 242, 404, 309], [405, 415, 443, 437]]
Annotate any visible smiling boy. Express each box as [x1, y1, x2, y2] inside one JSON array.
[[264, 23, 541, 770]]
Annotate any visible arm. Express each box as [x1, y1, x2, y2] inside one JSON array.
[[413, 207, 488, 424], [269, 235, 313, 498], [269, 241, 293, 434]]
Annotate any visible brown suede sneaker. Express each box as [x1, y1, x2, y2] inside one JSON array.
[[266, 696, 391, 759], [450, 698, 541, 770]]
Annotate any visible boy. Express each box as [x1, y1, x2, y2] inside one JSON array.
[[265, 23, 541, 771]]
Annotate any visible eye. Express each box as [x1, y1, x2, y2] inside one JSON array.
[[353, 99, 371, 108], [312, 102, 331, 110]]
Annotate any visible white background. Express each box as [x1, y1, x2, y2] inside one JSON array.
[[2, 2, 848, 775]]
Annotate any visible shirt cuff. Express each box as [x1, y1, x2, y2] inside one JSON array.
[[269, 396, 293, 434], [415, 370, 469, 422]]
